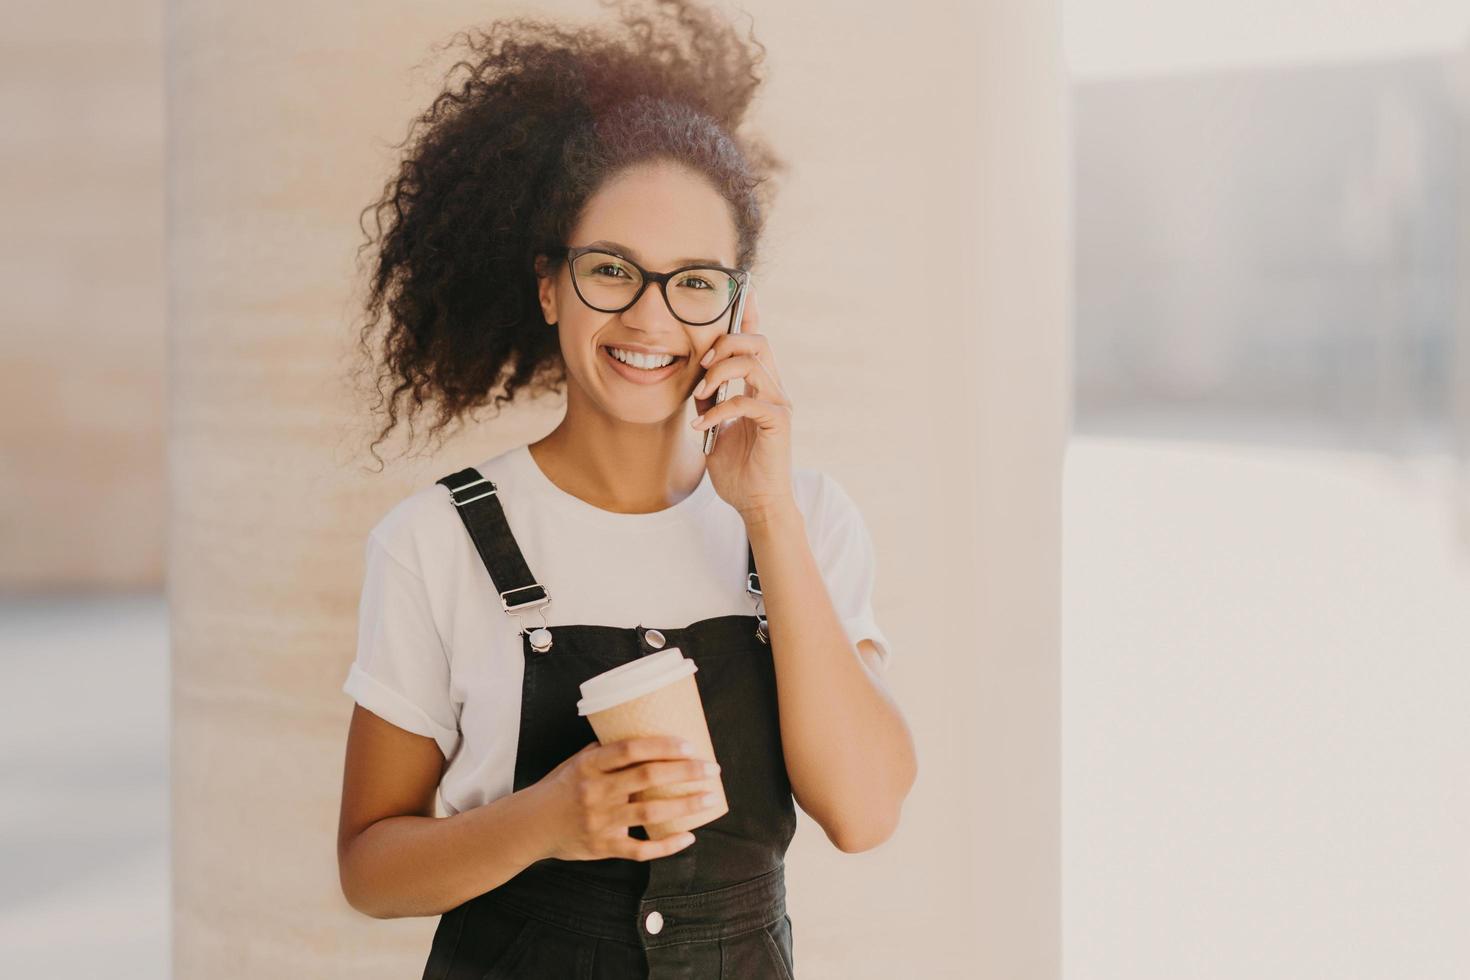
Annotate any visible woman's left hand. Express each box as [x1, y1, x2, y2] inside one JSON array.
[[690, 286, 795, 521]]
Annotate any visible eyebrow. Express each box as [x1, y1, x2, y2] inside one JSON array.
[[585, 240, 728, 269]]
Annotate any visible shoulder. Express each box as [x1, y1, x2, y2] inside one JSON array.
[[791, 465, 867, 536], [366, 445, 524, 573]]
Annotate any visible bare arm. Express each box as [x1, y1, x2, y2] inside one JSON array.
[[337, 705, 554, 918], [745, 501, 918, 853], [337, 705, 715, 918]]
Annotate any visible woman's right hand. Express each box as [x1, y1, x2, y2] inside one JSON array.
[[531, 736, 721, 862]]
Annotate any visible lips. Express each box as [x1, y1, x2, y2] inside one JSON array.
[[600, 345, 687, 385]]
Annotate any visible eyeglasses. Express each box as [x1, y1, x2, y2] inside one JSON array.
[[555, 244, 749, 327]]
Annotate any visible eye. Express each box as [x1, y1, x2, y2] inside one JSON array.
[[674, 273, 715, 290], [591, 262, 634, 279]]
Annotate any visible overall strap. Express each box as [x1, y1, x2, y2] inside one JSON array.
[[439, 464, 765, 642], [436, 467, 549, 617]]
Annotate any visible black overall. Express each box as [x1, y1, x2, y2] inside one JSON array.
[[420, 466, 799, 979]]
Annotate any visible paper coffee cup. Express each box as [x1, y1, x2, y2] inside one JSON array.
[[577, 648, 728, 839]]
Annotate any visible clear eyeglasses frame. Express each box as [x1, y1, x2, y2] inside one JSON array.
[[554, 244, 750, 327]]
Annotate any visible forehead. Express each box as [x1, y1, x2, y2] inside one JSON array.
[[571, 163, 739, 269]]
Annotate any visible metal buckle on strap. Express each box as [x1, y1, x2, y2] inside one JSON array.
[[500, 583, 550, 612], [448, 477, 498, 507], [746, 572, 762, 597]]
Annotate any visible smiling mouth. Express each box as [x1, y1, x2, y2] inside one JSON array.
[[600, 346, 688, 376]]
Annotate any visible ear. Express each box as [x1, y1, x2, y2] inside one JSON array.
[[534, 254, 559, 326]]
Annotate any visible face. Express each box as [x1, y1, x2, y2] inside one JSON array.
[[537, 161, 742, 426]]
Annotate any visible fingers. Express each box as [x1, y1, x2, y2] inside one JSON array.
[[700, 331, 782, 382], [609, 788, 720, 835], [589, 735, 696, 774], [604, 757, 720, 798], [691, 393, 792, 435], [566, 737, 716, 861], [695, 352, 784, 405]]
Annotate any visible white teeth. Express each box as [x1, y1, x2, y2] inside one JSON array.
[[607, 347, 676, 370]]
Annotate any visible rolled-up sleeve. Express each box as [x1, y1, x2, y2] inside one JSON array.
[[810, 473, 893, 672], [342, 531, 462, 761]]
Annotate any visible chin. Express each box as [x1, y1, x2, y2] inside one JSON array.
[[603, 403, 686, 427]]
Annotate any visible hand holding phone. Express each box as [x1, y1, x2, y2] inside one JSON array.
[[701, 274, 753, 456]]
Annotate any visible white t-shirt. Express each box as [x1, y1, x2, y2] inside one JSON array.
[[342, 442, 891, 817]]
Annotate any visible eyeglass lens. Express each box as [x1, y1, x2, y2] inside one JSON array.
[[570, 250, 738, 325]]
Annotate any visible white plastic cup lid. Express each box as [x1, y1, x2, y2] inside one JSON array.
[[576, 647, 698, 716]]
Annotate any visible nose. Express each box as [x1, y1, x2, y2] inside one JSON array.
[[621, 277, 684, 332]]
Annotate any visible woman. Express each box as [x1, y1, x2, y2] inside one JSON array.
[[336, 2, 917, 977]]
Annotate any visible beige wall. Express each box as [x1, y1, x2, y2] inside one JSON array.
[[169, 1, 1068, 976], [1, 3, 166, 591]]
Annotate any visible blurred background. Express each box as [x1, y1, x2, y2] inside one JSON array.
[[2, 0, 1466, 977], [1, 2, 170, 977], [1063, 3, 1470, 978]]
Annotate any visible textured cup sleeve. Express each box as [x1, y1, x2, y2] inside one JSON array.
[[809, 473, 893, 672], [342, 531, 462, 762]]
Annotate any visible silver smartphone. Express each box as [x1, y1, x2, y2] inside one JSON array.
[[701, 273, 753, 455]]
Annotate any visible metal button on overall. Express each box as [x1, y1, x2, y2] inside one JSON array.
[[425, 466, 798, 979]]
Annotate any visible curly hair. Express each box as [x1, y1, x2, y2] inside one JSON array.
[[350, 0, 786, 469]]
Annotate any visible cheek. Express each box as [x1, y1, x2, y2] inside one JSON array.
[[551, 316, 603, 371]]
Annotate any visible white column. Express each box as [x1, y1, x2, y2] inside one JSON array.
[[962, 3, 1070, 976], [754, 0, 1068, 973]]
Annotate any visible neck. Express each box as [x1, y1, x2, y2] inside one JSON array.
[[529, 405, 707, 516]]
